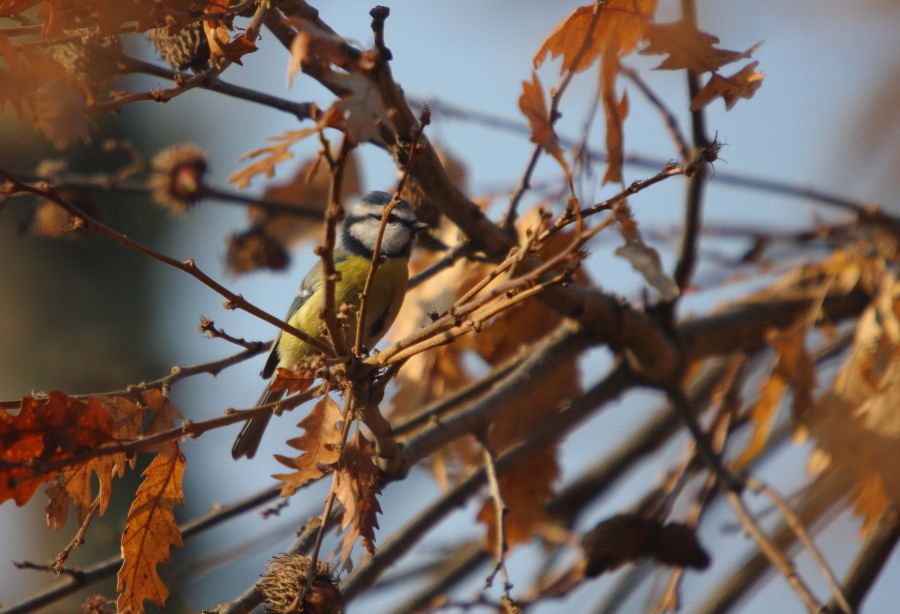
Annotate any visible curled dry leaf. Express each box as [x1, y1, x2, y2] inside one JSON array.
[[691, 61, 765, 111], [600, 53, 629, 185], [581, 513, 710, 577], [334, 430, 383, 564], [735, 319, 815, 466], [202, 7, 257, 70], [805, 272, 900, 532], [116, 444, 186, 614], [519, 72, 570, 178], [273, 395, 343, 497]]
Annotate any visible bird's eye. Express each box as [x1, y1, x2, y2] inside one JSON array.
[[367, 213, 402, 224]]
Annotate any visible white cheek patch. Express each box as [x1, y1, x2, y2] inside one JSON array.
[[349, 220, 411, 255]]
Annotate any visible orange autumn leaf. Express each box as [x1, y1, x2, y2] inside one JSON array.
[[519, 71, 570, 178], [334, 430, 382, 564], [273, 396, 344, 497], [229, 127, 320, 189], [600, 52, 628, 185], [642, 19, 761, 74], [44, 394, 165, 529], [116, 444, 185, 614], [533, 0, 657, 74], [268, 367, 315, 397], [691, 61, 765, 111], [736, 322, 815, 466], [0, 392, 116, 507], [202, 0, 257, 69], [805, 273, 900, 532]]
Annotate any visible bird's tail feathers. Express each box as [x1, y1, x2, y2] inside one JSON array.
[[231, 383, 286, 460]]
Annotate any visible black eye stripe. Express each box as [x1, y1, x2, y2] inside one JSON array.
[[363, 212, 415, 228]]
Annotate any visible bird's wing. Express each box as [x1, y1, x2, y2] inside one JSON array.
[[260, 262, 325, 379]]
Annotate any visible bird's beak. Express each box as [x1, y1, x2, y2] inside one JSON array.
[[413, 221, 429, 233]]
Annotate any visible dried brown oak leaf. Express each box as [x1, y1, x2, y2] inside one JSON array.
[[116, 443, 185, 614], [334, 430, 383, 567], [1, 392, 115, 507], [642, 19, 761, 74], [273, 395, 343, 498], [805, 272, 900, 533]]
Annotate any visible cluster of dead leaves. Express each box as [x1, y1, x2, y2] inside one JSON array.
[[528, 0, 763, 184], [0, 389, 186, 613], [804, 267, 900, 532], [273, 396, 383, 570], [0, 0, 256, 148], [722, 233, 900, 535]]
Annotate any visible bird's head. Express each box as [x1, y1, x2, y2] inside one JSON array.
[[340, 191, 427, 258]]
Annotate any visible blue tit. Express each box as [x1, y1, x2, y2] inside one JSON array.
[[232, 191, 426, 459]]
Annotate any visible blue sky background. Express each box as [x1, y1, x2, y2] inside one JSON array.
[[2, 0, 899, 611]]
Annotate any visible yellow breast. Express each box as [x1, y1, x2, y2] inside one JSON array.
[[278, 255, 409, 367]]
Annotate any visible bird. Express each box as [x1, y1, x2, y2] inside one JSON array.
[[232, 190, 427, 459]]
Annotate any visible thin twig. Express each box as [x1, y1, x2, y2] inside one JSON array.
[[52, 496, 101, 574], [199, 318, 265, 351], [414, 96, 900, 232], [407, 240, 477, 290], [302, 394, 357, 600], [120, 55, 317, 122], [8, 171, 324, 219], [746, 476, 852, 614], [671, 0, 712, 296], [667, 388, 824, 613], [476, 431, 513, 599]]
